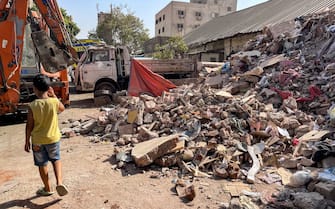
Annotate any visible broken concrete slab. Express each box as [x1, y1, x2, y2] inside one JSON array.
[[79, 119, 97, 134], [118, 124, 134, 136], [175, 184, 196, 202], [315, 181, 335, 201], [292, 192, 326, 209], [259, 54, 287, 68], [131, 134, 184, 167], [293, 130, 330, 157]]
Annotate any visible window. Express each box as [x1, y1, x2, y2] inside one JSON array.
[[177, 23, 183, 31], [178, 10, 185, 18], [191, 0, 207, 4], [163, 14, 165, 20], [156, 19, 158, 24], [210, 57, 217, 62], [195, 11, 202, 17], [227, 6, 232, 12], [159, 17, 162, 22], [158, 29, 161, 34], [162, 27, 165, 33], [195, 11, 202, 20], [88, 50, 109, 63]]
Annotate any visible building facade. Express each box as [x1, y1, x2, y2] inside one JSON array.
[[155, 0, 237, 37], [98, 12, 109, 25]]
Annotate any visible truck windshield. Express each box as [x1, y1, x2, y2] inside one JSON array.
[[89, 50, 109, 62]]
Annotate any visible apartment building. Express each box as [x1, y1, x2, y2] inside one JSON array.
[[155, 0, 237, 37]]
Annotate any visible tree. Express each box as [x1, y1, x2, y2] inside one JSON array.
[[153, 36, 188, 59], [96, 5, 150, 54], [61, 8, 80, 40]]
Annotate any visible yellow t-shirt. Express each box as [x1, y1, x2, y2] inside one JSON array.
[[30, 98, 61, 145]]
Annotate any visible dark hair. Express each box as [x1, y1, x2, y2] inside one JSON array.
[[33, 74, 50, 92]]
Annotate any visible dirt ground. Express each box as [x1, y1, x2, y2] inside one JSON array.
[[0, 92, 279, 209]]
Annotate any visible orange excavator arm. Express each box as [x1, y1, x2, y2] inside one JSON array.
[[33, 0, 77, 60], [0, 0, 29, 115], [0, 0, 76, 115]]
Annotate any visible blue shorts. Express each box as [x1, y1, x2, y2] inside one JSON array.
[[33, 142, 60, 166]]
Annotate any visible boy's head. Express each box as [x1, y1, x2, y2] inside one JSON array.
[[33, 74, 50, 92]]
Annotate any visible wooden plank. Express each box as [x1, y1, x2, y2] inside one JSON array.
[[293, 130, 330, 157]]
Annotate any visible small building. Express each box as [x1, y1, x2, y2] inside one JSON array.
[[184, 0, 335, 62], [144, 0, 236, 56], [143, 36, 171, 57], [155, 0, 237, 37]]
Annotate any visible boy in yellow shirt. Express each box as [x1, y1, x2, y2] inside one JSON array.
[[25, 74, 68, 196]]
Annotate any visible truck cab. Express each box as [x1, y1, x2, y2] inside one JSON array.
[[75, 45, 131, 96]]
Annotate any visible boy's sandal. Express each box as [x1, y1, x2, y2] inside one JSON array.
[[56, 184, 69, 196], [36, 187, 54, 196]]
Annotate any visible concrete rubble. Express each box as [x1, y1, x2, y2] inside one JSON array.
[[61, 11, 335, 208]]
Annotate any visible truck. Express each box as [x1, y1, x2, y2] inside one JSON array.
[[74, 44, 197, 100], [0, 0, 77, 116], [73, 39, 105, 59]]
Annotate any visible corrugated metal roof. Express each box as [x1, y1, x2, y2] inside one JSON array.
[[184, 0, 335, 47]]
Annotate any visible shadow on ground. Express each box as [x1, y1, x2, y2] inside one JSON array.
[[68, 98, 95, 108], [103, 155, 143, 176], [0, 114, 26, 126], [0, 195, 61, 209]]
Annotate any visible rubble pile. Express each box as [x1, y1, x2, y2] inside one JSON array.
[[62, 11, 335, 209]]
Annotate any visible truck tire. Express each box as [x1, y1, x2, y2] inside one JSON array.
[[94, 89, 112, 97], [95, 82, 116, 94]]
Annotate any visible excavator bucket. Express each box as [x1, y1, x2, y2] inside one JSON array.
[[31, 30, 76, 73]]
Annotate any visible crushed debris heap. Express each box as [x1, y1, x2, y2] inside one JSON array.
[[62, 11, 335, 209]]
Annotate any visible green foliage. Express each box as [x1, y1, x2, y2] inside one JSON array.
[[153, 36, 188, 59], [96, 5, 150, 54], [61, 8, 80, 40]]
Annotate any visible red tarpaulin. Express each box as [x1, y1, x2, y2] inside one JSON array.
[[127, 59, 177, 97]]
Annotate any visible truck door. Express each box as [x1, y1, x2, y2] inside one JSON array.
[[80, 49, 117, 91]]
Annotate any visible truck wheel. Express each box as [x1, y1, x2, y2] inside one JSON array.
[[95, 82, 116, 93]]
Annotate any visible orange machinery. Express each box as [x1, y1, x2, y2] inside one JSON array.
[[0, 0, 77, 116]]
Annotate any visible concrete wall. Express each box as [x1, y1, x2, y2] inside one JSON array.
[[222, 33, 259, 59], [98, 12, 109, 25], [188, 32, 260, 62], [201, 53, 221, 62], [143, 36, 170, 56], [155, 0, 237, 37]]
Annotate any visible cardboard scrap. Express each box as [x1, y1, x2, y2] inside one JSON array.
[[277, 167, 292, 185], [223, 182, 251, 197]]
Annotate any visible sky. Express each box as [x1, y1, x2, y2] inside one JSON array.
[[57, 0, 268, 39]]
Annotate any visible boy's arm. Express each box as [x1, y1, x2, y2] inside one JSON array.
[[58, 100, 65, 113], [25, 107, 34, 152], [48, 87, 65, 113]]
